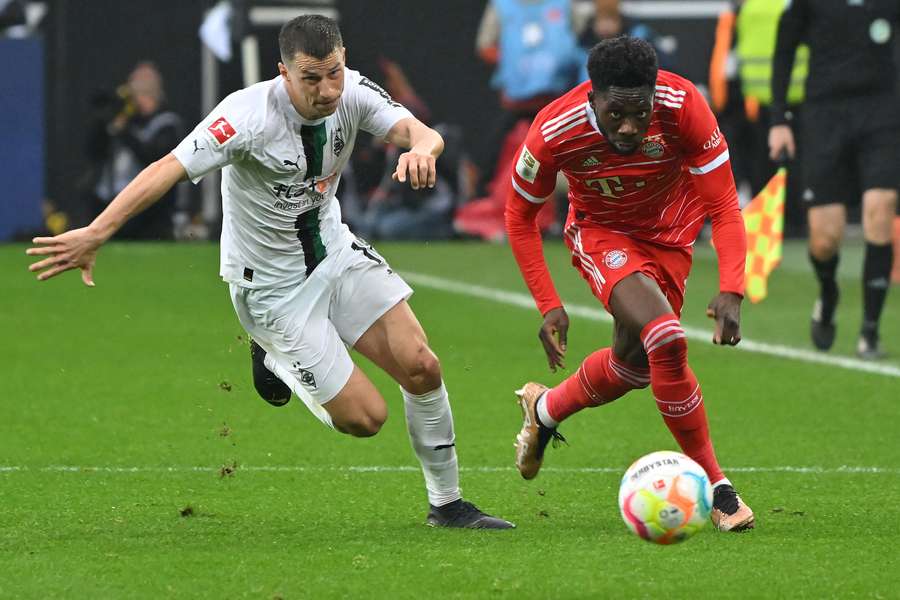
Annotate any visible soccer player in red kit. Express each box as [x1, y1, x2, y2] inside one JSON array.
[[506, 36, 754, 531]]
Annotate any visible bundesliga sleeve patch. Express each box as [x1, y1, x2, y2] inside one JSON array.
[[207, 117, 236, 145], [515, 146, 540, 184]]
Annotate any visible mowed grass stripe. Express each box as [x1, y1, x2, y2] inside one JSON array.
[[403, 271, 900, 379], [2, 465, 898, 474]]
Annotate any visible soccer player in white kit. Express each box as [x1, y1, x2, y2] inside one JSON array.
[[27, 15, 513, 529]]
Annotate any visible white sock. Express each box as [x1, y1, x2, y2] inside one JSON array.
[[401, 382, 461, 507], [535, 392, 558, 428], [712, 478, 732, 490]]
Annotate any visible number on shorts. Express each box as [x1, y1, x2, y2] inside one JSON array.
[[351, 240, 383, 265]]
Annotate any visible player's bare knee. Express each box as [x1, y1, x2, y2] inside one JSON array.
[[809, 234, 840, 260], [403, 344, 442, 392], [337, 410, 386, 438], [612, 319, 649, 367], [862, 191, 898, 243]]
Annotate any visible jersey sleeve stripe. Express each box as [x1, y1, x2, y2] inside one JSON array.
[[540, 102, 589, 131], [655, 85, 686, 96], [543, 117, 588, 141], [688, 149, 730, 175], [654, 99, 684, 109], [511, 176, 547, 204], [541, 107, 587, 136], [654, 91, 686, 103]]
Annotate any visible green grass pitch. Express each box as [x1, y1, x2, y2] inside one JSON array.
[[2, 239, 899, 598]]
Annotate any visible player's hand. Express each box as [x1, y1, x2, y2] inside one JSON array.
[[26, 227, 103, 286], [539, 307, 569, 372], [392, 151, 436, 190], [768, 125, 795, 161], [705, 292, 742, 346]]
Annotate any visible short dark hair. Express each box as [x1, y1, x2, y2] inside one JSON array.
[[587, 36, 658, 92], [279, 14, 343, 64]]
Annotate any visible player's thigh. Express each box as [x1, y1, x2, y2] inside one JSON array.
[[330, 237, 413, 348], [566, 224, 685, 321], [324, 365, 388, 437], [329, 241, 439, 390], [608, 272, 674, 334], [353, 300, 442, 393]]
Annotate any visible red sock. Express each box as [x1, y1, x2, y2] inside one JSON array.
[[641, 315, 725, 484], [545, 348, 649, 422]]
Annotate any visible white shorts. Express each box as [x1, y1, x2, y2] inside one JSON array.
[[230, 237, 413, 410]]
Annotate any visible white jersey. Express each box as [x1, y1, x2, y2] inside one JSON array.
[[172, 68, 412, 288]]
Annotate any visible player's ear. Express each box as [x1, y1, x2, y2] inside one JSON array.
[[278, 62, 289, 79]]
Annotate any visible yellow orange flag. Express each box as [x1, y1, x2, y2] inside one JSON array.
[[742, 168, 786, 303]]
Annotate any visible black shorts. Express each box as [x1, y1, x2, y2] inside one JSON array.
[[801, 92, 900, 207]]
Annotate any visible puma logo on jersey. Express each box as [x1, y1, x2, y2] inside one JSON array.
[[581, 155, 601, 167], [283, 154, 302, 170]]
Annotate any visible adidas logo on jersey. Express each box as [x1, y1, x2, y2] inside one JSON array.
[[582, 156, 601, 167]]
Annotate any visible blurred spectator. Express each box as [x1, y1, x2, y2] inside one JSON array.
[[769, 0, 900, 358], [82, 61, 182, 240], [474, 0, 586, 179], [346, 59, 459, 241], [578, 0, 678, 71], [460, 0, 585, 239], [708, 0, 807, 235]]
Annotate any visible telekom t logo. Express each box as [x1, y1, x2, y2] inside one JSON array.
[[207, 117, 236, 144]]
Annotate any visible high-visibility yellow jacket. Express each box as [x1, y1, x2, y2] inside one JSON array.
[[737, 0, 808, 106]]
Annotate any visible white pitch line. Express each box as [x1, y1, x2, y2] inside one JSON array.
[[0, 465, 897, 474], [402, 272, 900, 379]]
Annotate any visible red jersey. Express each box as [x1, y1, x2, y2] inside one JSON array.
[[506, 70, 746, 315]]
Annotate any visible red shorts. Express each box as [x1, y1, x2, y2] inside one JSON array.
[[564, 223, 694, 317]]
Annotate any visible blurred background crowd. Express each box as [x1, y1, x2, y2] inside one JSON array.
[[2, 0, 898, 248]]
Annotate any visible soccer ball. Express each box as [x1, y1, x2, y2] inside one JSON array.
[[618, 450, 713, 544]]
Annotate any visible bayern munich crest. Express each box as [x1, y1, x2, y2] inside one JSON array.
[[604, 250, 628, 269], [641, 141, 665, 158]]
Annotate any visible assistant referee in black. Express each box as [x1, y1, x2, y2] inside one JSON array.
[[768, 0, 899, 360]]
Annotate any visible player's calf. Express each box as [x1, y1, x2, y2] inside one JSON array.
[[547, 348, 649, 422], [641, 314, 725, 485], [329, 398, 387, 437], [333, 414, 385, 437]]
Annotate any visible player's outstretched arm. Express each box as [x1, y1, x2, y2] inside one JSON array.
[[505, 187, 568, 371], [385, 117, 444, 190], [691, 161, 746, 347], [26, 153, 186, 285]]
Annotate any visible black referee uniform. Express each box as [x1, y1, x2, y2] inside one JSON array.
[[771, 0, 900, 357]]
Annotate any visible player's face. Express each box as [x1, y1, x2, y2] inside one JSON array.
[[279, 47, 346, 119], [590, 86, 654, 154]]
